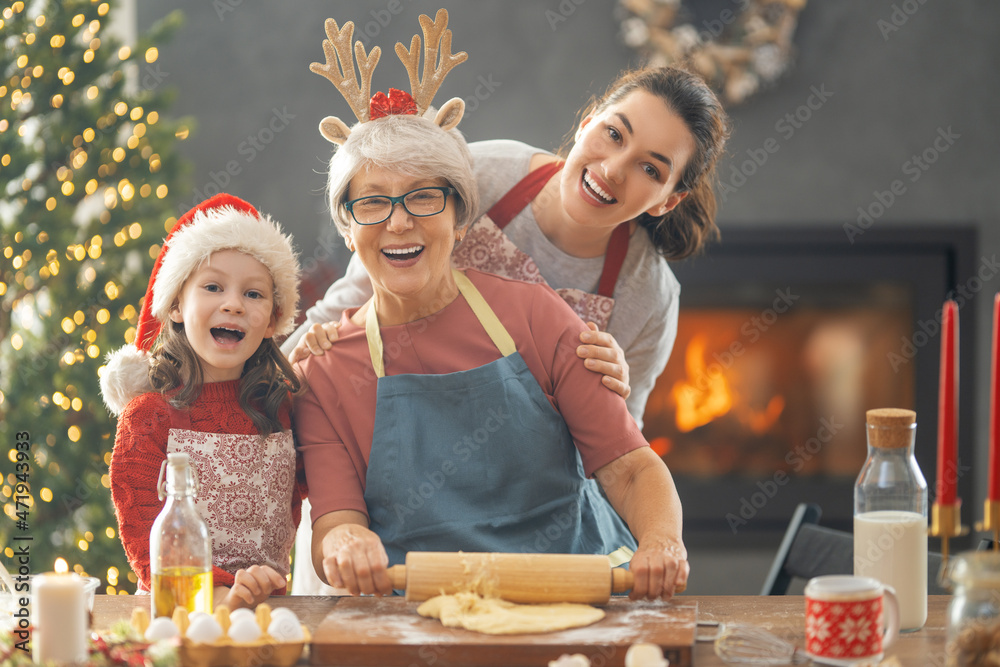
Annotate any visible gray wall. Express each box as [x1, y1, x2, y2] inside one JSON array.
[[136, 1, 642, 278], [137, 0, 1000, 593]]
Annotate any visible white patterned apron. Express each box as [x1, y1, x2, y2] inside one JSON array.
[[450, 161, 630, 331], [164, 407, 296, 578]]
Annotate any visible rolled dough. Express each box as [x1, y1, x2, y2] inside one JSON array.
[[417, 591, 605, 635]]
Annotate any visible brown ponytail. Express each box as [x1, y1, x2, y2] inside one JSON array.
[[638, 177, 720, 259], [574, 67, 731, 259]]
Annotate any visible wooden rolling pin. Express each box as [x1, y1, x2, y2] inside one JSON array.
[[387, 552, 684, 604]]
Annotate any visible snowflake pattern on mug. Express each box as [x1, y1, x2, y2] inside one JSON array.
[[805, 596, 883, 659], [452, 216, 615, 330], [806, 614, 832, 643]]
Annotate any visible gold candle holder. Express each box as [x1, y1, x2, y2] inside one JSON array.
[[976, 499, 1000, 552], [929, 501, 968, 585]]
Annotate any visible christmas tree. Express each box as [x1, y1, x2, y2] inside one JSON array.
[[0, 0, 190, 593]]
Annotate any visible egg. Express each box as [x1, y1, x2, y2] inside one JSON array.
[[185, 614, 224, 644], [268, 614, 304, 641], [227, 616, 263, 643], [269, 607, 298, 622], [188, 611, 210, 624], [228, 607, 256, 624], [548, 654, 590, 667], [624, 643, 669, 667], [144, 616, 181, 641]]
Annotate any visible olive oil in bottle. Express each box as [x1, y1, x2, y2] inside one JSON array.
[[151, 566, 214, 618], [150, 453, 213, 616]]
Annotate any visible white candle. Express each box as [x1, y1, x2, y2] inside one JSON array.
[[31, 573, 88, 664]]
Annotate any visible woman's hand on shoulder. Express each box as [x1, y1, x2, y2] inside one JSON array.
[[288, 321, 342, 364], [217, 565, 287, 610], [320, 522, 392, 597], [577, 322, 631, 400], [627, 538, 689, 601]]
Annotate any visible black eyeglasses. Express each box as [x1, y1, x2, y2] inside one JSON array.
[[345, 186, 457, 226]]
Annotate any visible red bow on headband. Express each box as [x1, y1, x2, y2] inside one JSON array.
[[370, 88, 418, 120]]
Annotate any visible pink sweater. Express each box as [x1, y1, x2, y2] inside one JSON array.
[[295, 269, 647, 522]]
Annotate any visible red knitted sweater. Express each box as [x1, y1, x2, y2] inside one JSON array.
[[109, 380, 305, 593]]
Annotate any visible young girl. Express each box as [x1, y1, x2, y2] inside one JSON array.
[[101, 193, 304, 610]]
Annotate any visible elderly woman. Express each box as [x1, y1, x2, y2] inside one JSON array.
[[295, 104, 689, 600]]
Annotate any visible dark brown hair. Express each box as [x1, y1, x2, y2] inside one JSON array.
[[568, 67, 731, 259], [148, 321, 301, 437]]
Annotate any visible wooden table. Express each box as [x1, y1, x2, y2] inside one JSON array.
[[696, 596, 950, 665], [92, 594, 951, 666]]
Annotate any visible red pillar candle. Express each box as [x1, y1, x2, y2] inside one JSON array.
[[936, 300, 959, 505], [990, 294, 1000, 500]]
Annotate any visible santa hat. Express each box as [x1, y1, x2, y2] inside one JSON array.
[[99, 193, 300, 415]]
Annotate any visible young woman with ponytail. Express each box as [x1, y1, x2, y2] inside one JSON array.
[[286, 66, 730, 427]]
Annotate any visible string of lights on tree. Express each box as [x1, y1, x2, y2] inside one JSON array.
[[618, 0, 808, 106], [0, 0, 190, 593]]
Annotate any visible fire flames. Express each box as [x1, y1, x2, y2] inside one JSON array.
[[670, 334, 784, 434]]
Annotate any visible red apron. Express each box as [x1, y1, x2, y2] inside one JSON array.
[[451, 161, 629, 330]]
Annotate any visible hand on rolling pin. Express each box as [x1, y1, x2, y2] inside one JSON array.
[[627, 539, 689, 601], [317, 518, 392, 596], [594, 447, 687, 601]]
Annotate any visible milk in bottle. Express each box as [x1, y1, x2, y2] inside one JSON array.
[[854, 408, 928, 631]]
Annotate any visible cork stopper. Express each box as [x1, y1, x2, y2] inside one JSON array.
[[866, 408, 916, 448]]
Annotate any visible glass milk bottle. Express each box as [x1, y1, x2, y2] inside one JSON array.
[[854, 408, 928, 631], [150, 452, 213, 617]]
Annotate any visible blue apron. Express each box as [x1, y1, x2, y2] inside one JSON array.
[[362, 270, 636, 566]]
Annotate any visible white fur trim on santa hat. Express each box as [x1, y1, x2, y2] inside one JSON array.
[[150, 205, 300, 336], [99, 345, 155, 416]]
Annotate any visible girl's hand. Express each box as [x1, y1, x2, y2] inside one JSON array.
[[627, 539, 689, 601], [218, 565, 287, 610], [288, 321, 341, 364], [577, 322, 631, 399], [320, 523, 392, 597]]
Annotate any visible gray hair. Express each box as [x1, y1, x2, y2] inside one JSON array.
[[325, 113, 479, 238]]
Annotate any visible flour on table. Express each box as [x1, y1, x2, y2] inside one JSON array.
[[417, 591, 605, 635]]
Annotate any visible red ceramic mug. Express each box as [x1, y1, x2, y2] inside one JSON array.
[[804, 575, 900, 665]]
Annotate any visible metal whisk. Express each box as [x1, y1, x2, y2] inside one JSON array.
[[714, 623, 811, 665]]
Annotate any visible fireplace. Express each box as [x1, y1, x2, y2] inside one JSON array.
[[642, 226, 978, 547]]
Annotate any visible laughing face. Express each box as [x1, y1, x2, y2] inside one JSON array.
[[347, 164, 459, 325], [169, 249, 277, 382], [561, 88, 697, 229]]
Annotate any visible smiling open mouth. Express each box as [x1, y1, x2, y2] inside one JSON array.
[[382, 246, 424, 261], [211, 327, 245, 343], [583, 170, 617, 204]]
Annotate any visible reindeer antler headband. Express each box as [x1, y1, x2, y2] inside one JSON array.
[[310, 8, 468, 145]]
